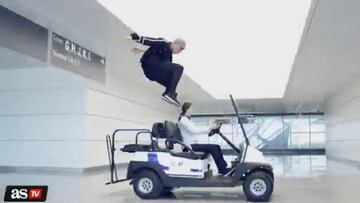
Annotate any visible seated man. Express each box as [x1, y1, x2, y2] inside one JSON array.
[[177, 102, 232, 175], [128, 32, 185, 106]]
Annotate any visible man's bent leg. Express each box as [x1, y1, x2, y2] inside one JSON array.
[[142, 62, 183, 95], [167, 63, 184, 94], [149, 63, 172, 93]]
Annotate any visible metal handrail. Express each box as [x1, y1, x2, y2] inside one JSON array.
[[106, 128, 152, 185]]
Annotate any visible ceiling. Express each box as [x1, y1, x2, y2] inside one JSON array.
[[283, 0, 360, 111], [2, 0, 360, 114], [195, 0, 360, 114], [98, 0, 312, 99]]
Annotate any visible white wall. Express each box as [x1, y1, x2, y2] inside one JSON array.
[[325, 75, 360, 162], [284, 0, 360, 112], [0, 66, 87, 168], [0, 0, 212, 169]]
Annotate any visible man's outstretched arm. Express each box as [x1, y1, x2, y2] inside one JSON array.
[[131, 47, 146, 54], [130, 32, 167, 46]]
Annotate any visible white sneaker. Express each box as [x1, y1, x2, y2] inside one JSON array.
[[165, 93, 181, 106]]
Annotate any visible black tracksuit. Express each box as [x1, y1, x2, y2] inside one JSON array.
[[133, 35, 183, 95]]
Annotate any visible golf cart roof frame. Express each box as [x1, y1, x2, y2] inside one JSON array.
[[230, 94, 250, 146]]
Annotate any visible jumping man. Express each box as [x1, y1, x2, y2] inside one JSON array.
[[129, 32, 185, 106]]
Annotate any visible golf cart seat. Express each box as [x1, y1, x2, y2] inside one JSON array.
[[120, 121, 209, 160], [121, 144, 151, 152], [121, 122, 164, 153], [121, 140, 159, 153], [163, 120, 210, 160]]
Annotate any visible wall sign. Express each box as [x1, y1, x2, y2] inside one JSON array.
[[51, 32, 106, 82], [0, 6, 106, 83], [0, 6, 48, 62]]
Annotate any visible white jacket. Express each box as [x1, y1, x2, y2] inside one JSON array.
[[177, 116, 210, 147]]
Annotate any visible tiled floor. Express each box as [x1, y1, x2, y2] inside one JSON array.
[[1, 156, 360, 203]]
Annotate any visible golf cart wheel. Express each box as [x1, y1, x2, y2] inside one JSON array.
[[163, 186, 174, 192], [160, 186, 175, 197], [133, 170, 163, 199], [265, 173, 274, 195], [243, 171, 273, 202]]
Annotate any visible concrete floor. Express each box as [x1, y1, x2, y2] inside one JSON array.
[[1, 156, 360, 203]]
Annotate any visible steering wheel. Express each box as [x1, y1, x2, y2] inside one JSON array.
[[208, 123, 222, 137]]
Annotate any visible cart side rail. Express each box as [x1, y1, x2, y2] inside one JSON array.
[[106, 128, 152, 185]]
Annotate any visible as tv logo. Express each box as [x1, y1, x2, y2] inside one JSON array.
[[4, 186, 48, 202]]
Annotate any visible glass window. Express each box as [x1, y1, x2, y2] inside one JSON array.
[[192, 117, 209, 126], [191, 113, 325, 150], [289, 132, 310, 148], [310, 115, 325, 132], [283, 115, 310, 133], [253, 116, 285, 149], [310, 132, 325, 148]]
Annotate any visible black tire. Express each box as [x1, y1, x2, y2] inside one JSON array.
[[133, 170, 163, 199], [243, 171, 273, 202], [160, 187, 175, 198], [163, 186, 174, 192], [265, 173, 274, 195]]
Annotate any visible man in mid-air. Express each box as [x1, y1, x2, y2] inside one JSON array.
[[129, 32, 185, 106]]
